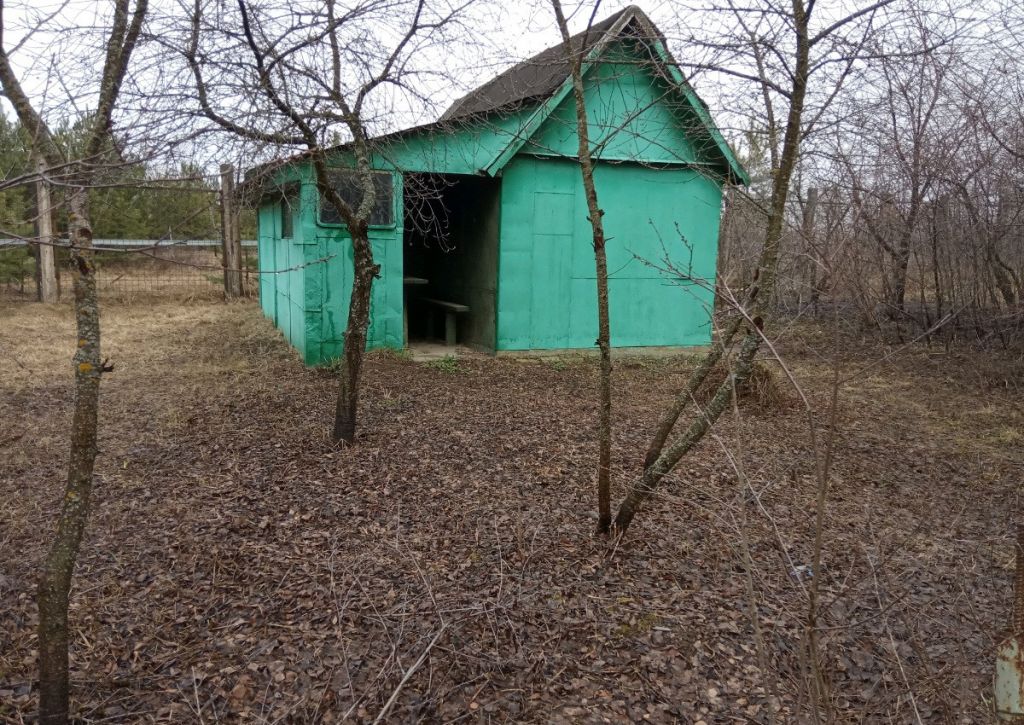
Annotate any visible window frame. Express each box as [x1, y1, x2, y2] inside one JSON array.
[[316, 169, 395, 230], [280, 194, 294, 239]]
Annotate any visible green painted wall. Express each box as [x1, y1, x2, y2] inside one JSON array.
[[495, 156, 722, 350], [303, 173, 404, 365], [377, 109, 534, 175], [257, 191, 309, 360], [255, 170, 403, 365], [257, 204, 277, 322]]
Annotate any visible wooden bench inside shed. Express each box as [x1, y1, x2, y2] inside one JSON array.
[[423, 298, 470, 347]]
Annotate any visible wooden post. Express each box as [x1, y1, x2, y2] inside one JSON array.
[[35, 158, 58, 303], [220, 163, 243, 297], [995, 526, 1024, 719]]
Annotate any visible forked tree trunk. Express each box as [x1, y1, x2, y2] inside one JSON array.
[[332, 224, 378, 443], [614, 0, 811, 534], [616, 331, 763, 531], [37, 186, 102, 724]]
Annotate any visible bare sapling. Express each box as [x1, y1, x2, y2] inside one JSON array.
[[615, 0, 901, 533], [549, 0, 613, 535], [180, 0, 459, 443], [0, 0, 148, 720]]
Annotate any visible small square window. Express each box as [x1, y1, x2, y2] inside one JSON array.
[[319, 170, 394, 227], [280, 195, 294, 238]]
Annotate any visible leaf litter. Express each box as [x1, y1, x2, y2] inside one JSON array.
[[0, 300, 1021, 722]]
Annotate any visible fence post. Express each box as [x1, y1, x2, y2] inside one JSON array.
[[220, 163, 243, 297], [35, 158, 59, 303]]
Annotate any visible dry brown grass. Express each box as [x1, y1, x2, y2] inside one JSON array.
[[1, 298, 271, 384]]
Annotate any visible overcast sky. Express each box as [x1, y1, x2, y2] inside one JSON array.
[[0, 0, 1008, 174]]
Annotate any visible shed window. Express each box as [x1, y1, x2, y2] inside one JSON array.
[[275, 182, 299, 239], [280, 196, 294, 238], [319, 170, 394, 227]]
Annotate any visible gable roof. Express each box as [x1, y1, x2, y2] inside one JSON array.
[[439, 5, 748, 184], [245, 6, 748, 192]]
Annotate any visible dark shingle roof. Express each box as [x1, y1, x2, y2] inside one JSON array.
[[245, 5, 749, 189], [440, 7, 636, 122]]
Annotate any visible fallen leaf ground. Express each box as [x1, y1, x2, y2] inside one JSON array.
[[1, 299, 1021, 723]]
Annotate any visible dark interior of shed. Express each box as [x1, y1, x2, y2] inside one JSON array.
[[402, 173, 500, 350]]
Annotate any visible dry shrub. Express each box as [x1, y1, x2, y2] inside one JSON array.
[[703, 359, 783, 411]]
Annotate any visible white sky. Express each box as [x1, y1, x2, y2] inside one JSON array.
[[0, 0, 1015, 174]]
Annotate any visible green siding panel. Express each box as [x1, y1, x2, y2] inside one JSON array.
[[307, 172, 404, 365], [496, 156, 722, 351], [257, 198, 308, 359], [374, 109, 534, 175], [528, 41, 702, 166], [257, 205, 277, 321]]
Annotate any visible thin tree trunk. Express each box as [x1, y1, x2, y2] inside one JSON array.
[[888, 234, 912, 314], [988, 250, 1017, 307], [616, 330, 762, 531], [642, 314, 744, 469], [551, 0, 612, 534], [931, 199, 944, 320], [332, 224, 378, 443], [801, 186, 818, 310], [0, 2, 145, 720], [37, 186, 102, 725], [594, 235, 613, 535]]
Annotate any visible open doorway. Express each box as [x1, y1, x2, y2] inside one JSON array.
[[402, 173, 500, 351]]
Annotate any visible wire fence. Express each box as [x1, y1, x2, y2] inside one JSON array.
[[0, 240, 259, 302]]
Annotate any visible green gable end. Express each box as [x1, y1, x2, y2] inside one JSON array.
[[527, 40, 703, 167]]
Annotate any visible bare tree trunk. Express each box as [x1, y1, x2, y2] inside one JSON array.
[[550, 0, 613, 534], [186, 0, 451, 444], [594, 225, 613, 535], [988, 250, 1017, 307], [37, 186, 102, 725], [0, 1, 146, 717], [332, 224, 378, 443], [642, 314, 744, 469], [616, 330, 764, 530], [930, 198, 945, 320], [888, 237, 912, 313]]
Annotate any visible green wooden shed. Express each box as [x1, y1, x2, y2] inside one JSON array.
[[252, 6, 747, 365]]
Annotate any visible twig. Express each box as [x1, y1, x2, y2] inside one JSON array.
[[371, 624, 448, 725], [866, 515, 925, 724], [191, 667, 207, 725]]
